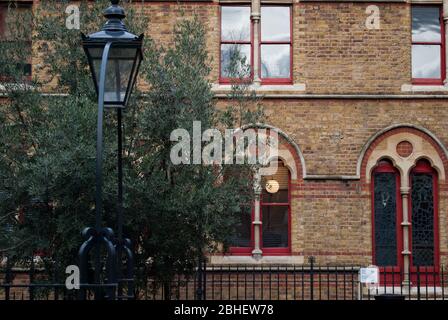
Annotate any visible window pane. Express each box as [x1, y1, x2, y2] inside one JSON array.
[[411, 174, 435, 266], [262, 206, 288, 248], [230, 206, 252, 247], [373, 172, 398, 267], [220, 44, 251, 78], [261, 7, 291, 42], [262, 161, 289, 203], [412, 45, 441, 79], [92, 48, 137, 104], [0, 8, 5, 37], [221, 6, 250, 42], [261, 45, 290, 78], [412, 7, 441, 43]]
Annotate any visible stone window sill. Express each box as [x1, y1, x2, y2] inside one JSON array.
[[209, 255, 304, 265], [212, 83, 306, 97], [401, 84, 448, 92]]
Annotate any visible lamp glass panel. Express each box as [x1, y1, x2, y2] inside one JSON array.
[[88, 46, 138, 104]]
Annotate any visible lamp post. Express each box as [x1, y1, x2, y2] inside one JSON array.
[[78, 0, 143, 300]]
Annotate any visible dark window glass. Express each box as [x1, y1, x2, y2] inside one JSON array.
[[0, 7, 5, 37], [229, 206, 252, 247], [412, 7, 441, 42], [411, 173, 435, 266], [374, 172, 398, 266], [0, 5, 32, 79], [261, 160, 289, 248], [262, 206, 288, 248]]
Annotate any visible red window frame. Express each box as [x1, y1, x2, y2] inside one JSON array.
[[408, 160, 440, 278], [259, 5, 293, 85], [219, 4, 253, 84], [371, 159, 440, 285], [228, 206, 254, 255], [229, 160, 291, 256], [411, 5, 446, 85], [371, 160, 403, 277], [260, 169, 291, 255]]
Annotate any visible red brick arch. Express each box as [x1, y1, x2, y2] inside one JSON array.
[[360, 125, 448, 186]]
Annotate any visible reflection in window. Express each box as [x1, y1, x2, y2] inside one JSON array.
[[260, 7, 291, 80], [221, 7, 250, 42], [261, 45, 290, 79], [412, 45, 441, 79], [412, 7, 441, 42], [220, 6, 251, 79], [220, 44, 251, 78], [411, 6, 444, 82]]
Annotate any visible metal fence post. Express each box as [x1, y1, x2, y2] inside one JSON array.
[[5, 256, 11, 301], [417, 266, 421, 300], [308, 256, 315, 300], [203, 258, 207, 300], [29, 257, 35, 301], [196, 256, 203, 300]]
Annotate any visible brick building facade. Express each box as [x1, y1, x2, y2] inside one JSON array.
[[2, 0, 448, 286]]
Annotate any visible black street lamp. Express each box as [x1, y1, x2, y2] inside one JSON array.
[[78, 0, 143, 300]]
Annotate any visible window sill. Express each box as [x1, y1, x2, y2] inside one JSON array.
[[209, 255, 304, 265], [0, 82, 35, 93], [401, 83, 448, 92], [212, 83, 306, 97]]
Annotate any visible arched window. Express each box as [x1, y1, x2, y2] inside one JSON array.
[[409, 159, 439, 270], [372, 159, 402, 269], [229, 159, 291, 255], [371, 158, 439, 282], [261, 160, 291, 254]]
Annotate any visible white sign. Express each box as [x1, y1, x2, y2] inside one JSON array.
[[359, 266, 379, 284]]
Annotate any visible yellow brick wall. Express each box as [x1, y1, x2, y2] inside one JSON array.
[[2, 0, 448, 267]]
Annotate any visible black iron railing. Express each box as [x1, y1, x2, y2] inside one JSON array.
[[1, 257, 447, 300]]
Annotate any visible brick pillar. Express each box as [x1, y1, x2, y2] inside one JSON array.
[[400, 186, 411, 286], [252, 171, 262, 259], [444, 0, 448, 85], [251, 0, 261, 86]]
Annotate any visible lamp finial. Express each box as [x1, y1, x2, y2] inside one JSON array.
[[103, 0, 127, 32]]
